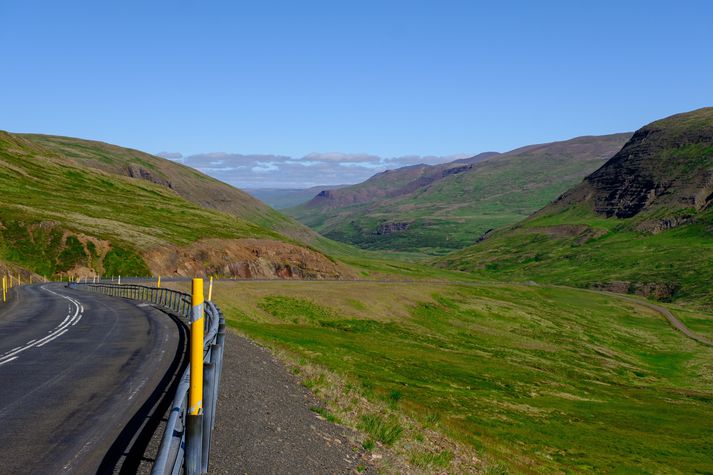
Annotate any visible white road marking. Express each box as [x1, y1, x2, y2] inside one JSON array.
[[0, 357, 18, 366], [36, 329, 69, 347], [0, 286, 85, 366], [128, 377, 148, 401]]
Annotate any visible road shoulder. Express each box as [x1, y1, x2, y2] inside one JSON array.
[[210, 331, 371, 474]]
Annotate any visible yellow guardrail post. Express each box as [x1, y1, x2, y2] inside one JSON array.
[[157, 275, 161, 288], [2, 276, 6, 302], [186, 277, 205, 474], [208, 276, 213, 301], [190, 277, 205, 411]]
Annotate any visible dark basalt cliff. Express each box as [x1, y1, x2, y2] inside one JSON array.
[[556, 107, 713, 219]]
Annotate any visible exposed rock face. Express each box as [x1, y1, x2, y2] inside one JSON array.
[[585, 128, 676, 218], [475, 228, 494, 243], [592, 281, 678, 301], [635, 216, 695, 234], [440, 164, 472, 177], [526, 224, 608, 243], [375, 222, 410, 235], [144, 238, 355, 280], [127, 165, 174, 189], [557, 108, 713, 218]]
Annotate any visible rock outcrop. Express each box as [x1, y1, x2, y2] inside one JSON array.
[[144, 239, 355, 280], [375, 222, 410, 235], [127, 165, 174, 189], [592, 281, 678, 301]]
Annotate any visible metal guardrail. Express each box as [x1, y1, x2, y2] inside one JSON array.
[[68, 281, 225, 475]]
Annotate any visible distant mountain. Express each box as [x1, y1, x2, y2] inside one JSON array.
[[246, 185, 348, 209], [287, 136, 630, 254], [440, 107, 713, 303], [0, 132, 350, 280]]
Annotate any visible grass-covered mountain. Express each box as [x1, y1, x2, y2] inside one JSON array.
[[287, 136, 631, 255], [0, 131, 349, 279], [441, 107, 713, 304]]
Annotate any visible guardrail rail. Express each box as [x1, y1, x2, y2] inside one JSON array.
[[69, 280, 225, 475]]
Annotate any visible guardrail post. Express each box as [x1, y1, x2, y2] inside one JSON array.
[[186, 278, 205, 475], [208, 276, 213, 301]]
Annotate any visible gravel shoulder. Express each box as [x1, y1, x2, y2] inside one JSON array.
[[209, 330, 372, 474]]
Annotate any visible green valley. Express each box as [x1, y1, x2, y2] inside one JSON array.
[[287, 135, 630, 255]]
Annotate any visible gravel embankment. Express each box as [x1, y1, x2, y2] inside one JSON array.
[[209, 331, 372, 474]]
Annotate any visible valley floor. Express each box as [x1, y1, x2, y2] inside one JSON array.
[[165, 280, 713, 474]]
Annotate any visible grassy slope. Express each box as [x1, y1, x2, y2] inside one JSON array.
[[196, 280, 713, 474], [22, 133, 314, 241], [0, 131, 291, 276], [440, 108, 713, 306], [441, 205, 713, 305], [287, 134, 630, 255]]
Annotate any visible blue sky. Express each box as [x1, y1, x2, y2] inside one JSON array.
[[1, 1, 712, 187]]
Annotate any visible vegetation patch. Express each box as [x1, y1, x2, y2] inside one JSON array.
[[410, 449, 453, 469], [358, 414, 403, 446], [258, 296, 338, 324], [103, 245, 150, 277]]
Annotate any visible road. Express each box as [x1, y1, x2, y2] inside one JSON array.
[[615, 295, 713, 347], [0, 283, 186, 474]]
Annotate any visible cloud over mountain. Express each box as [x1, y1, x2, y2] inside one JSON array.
[[176, 151, 474, 188]]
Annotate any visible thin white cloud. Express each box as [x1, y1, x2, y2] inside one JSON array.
[[252, 161, 280, 173], [338, 161, 385, 169], [157, 151, 184, 161], [174, 151, 475, 188], [303, 152, 381, 163]]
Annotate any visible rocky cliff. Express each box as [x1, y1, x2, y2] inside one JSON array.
[[556, 107, 713, 219]]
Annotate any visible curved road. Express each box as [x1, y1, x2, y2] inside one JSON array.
[[0, 283, 185, 474]]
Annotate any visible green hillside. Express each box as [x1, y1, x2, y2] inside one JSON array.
[[0, 131, 343, 279], [441, 108, 713, 306], [21, 133, 315, 242], [287, 135, 630, 255]]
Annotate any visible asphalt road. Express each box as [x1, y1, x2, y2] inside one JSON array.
[[0, 283, 185, 474]]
